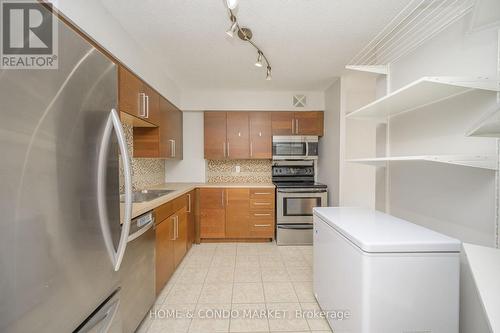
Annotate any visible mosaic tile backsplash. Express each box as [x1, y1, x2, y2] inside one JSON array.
[[206, 159, 272, 183], [120, 124, 165, 191]]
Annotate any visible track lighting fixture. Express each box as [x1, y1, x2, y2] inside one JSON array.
[[224, 2, 272, 80], [266, 66, 272, 81], [255, 51, 263, 67], [226, 16, 238, 38], [226, 0, 239, 10]]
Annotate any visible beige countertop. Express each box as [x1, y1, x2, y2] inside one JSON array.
[[126, 182, 275, 219]]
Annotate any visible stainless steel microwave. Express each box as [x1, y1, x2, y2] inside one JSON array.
[[272, 136, 319, 160]]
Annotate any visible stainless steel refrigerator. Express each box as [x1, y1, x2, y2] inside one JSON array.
[[0, 6, 134, 332]]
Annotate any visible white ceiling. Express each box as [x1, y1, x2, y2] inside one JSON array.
[[101, 0, 411, 91]]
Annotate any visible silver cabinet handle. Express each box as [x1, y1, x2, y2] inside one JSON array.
[[254, 202, 271, 206], [175, 216, 179, 239], [173, 139, 176, 158], [250, 141, 253, 157], [97, 109, 132, 271], [169, 139, 175, 158], [291, 118, 294, 134], [227, 141, 230, 158], [187, 194, 191, 213], [145, 94, 149, 118], [254, 213, 272, 216], [223, 142, 226, 158], [295, 119, 299, 134], [254, 192, 272, 195], [221, 190, 225, 207], [170, 216, 176, 240], [254, 224, 271, 227], [139, 93, 146, 117]]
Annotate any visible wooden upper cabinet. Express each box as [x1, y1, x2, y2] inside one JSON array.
[[143, 85, 160, 125], [204, 112, 227, 159], [249, 112, 272, 159], [271, 112, 294, 135], [199, 188, 226, 239], [271, 111, 324, 136], [119, 66, 159, 126], [119, 66, 143, 119], [225, 188, 250, 238], [159, 97, 183, 159], [226, 112, 250, 159], [294, 111, 324, 136]]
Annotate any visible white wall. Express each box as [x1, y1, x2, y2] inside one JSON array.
[[390, 16, 499, 91], [318, 80, 341, 206], [181, 90, 325, 111], [53, 0, 181, 106], [165, 112, 206, 183]]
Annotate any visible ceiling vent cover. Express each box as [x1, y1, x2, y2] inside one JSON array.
[[293, 95, 306, 108]]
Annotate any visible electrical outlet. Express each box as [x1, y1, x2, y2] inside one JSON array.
[[235, 165, 241, 173]]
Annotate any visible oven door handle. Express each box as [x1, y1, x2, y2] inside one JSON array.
[[278, 224, 314, 230], [278, 189, 327, 193]]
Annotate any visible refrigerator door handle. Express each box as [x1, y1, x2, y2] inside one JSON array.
[[98, 108, 133, 271]]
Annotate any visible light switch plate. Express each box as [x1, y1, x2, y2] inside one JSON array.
[[235, 165, 241, 173]]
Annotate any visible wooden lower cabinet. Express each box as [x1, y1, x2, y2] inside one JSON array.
[[155, 217, 175, 294], [225, 189, 250, 238], [173, 207, 187, 267], [200, 187, 275, 240], [154, 199, 189, 294], [186, 190, 196, 250], [200, 188, 226, 238]]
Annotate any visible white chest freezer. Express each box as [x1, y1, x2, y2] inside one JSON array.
[[313, 207, 461, 333]]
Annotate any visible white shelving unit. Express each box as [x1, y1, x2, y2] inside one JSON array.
[[463, 243, 500, 333], [467, 107, 500, 138], [346, 77, 500, 122], [347, 155, 498, 170]]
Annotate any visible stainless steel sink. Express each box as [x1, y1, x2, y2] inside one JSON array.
[[120, 189, 176, 203]]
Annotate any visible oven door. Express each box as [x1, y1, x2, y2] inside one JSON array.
[[277, 188, 327, 224]]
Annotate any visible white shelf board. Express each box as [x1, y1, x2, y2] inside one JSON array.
[[346, 77, 500, 122], [463, 243, 500, 333], [467, 107, 500, 138], [345, 65, 388, 75], [346, 155, 498, 170]]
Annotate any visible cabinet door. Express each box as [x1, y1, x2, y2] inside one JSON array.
[[159, 97, 183, 159], [186, 190, 196, 250], [226, 112, 250, 159], [204, 112, 227, 159], [294, 111, 324, 136], [225, 188, 250, 238], [174, 207, 188, 267], [200, 188, 226, 238], [155, 219, 175, 294], [271, 112, 294, 135], [119, 66, 144, 120], [249, 112, 272, 159], [168, 108, 183, 159], [143, 85, 160, 126]]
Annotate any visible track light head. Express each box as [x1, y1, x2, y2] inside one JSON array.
[[226, 20, 238, 38], [255, 51, 263, 67], [266, 66, 272, 80], [226, 0, 239, 10]]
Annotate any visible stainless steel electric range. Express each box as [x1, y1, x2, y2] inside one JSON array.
[[272, 160, 328, 245]]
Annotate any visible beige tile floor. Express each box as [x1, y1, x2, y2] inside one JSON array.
[[137, 242, 333, 333]]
